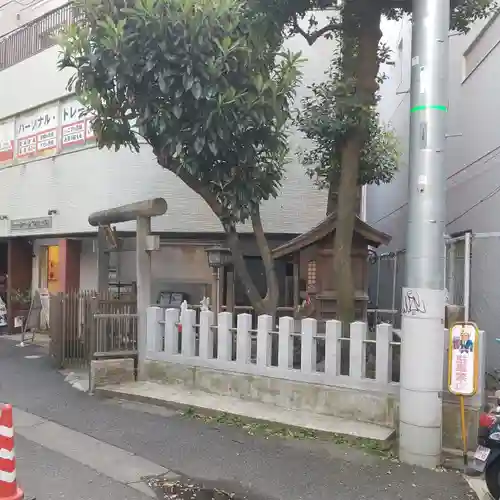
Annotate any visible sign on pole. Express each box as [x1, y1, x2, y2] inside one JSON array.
[[448, 322, 479, 396]]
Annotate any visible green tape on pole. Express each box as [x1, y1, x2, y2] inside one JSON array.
[[410, 105, 448, 113]]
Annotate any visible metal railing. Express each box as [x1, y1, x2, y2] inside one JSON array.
[[0, 3, 81, 72]]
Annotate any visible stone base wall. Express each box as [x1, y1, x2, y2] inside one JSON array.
[[91, 358, 135, 388], [145, 359, 481, 451], [145, 360, 398, 427]]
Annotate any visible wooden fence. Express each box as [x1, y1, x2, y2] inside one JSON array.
[[49, 291, 137, 369]]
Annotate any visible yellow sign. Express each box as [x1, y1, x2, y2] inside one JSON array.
[[448, 322, 479, 396]]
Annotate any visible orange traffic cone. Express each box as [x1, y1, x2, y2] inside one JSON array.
[[0, 405, 24, 500]]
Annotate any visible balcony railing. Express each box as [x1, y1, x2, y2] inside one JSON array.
[[0, 3, 81, 72]]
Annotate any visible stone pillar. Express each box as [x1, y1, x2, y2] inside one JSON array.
[[7, 238, 33, 330], [97, 227, 109, 294], [136, 215, 151, 379], [59, 239, 81, 292]]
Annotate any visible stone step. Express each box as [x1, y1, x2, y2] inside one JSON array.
[[96, 381, 395, 446]]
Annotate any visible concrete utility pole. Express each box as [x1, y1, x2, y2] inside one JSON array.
[[399, 0, 450, 468]]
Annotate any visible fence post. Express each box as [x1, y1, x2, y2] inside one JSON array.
[[199, 310, 214, 360], [49, 293, 63, 368], [375, 323, 392, 384], [217, 312, 233, 361], [278, 316, 293, 370], [325, 319, 341, 377], [181, 308, 196, 357], [165, 308, 179, 355], [146, 306, 163, 352], [236, 313, 252, 365], [256, 314, 272, 367], [301, 318, 317, 374], [350, 322, 366, 379], [88, 295, 98, 394]]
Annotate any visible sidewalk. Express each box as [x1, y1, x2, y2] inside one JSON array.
[[0, 338, 482, 500], [0, 331, 50, 348]]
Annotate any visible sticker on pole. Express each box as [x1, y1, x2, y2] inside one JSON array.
[[402, 287, 444, 319], [448, 322, 479, 396]]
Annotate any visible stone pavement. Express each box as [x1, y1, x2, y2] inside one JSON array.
[[16, 434, 153, 500], [96, 380, 394, 443], [0, 338, 481, 500]]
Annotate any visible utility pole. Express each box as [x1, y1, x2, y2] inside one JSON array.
[[399, 0, 450, 469]]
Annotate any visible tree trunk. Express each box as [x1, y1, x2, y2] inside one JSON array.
[[333, 0, 383, 324], [224, 210, 279, 317], [334, 136, 362, 323], [326, 181, 338, 215], [251, 207, 279, 315], [156, 152, 277, 315]]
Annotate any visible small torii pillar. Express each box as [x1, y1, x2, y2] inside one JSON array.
[[88, 198, 168, 378]]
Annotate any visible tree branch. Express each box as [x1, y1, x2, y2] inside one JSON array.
[[292, 15, 342, 45], [156, 151, 267, 313], [156, 152, 225, 219]]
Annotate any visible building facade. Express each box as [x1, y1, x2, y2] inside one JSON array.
[[0, 1, 345, 326], [367, 12, 500, 371]]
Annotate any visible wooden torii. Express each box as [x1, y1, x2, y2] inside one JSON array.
[[88, 198, 168, 377]]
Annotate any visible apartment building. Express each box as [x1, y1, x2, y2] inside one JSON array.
[[368, 11, 500, 371], [0, 1, 350, 325]]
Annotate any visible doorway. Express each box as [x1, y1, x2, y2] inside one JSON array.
[[39, 245, 60, 293]]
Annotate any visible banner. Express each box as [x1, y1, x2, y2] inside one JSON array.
[[0, 120, 14, 166], [16, 104, 58, 159], [60, 97, 95, 150]]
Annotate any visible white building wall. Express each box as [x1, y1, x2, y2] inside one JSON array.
[[0, 9, 340, 238], [368, 12, 500, 371], [0, 0, 68, 37]]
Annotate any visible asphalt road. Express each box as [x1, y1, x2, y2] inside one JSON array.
[[0, 337, 478, 500]]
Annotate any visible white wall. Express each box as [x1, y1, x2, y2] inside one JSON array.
[[0, 12, 344, 238], [0, 0, 68, 37], [368, 12, 500, 371]]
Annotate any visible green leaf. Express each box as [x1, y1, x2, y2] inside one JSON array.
[[191, 81, 202, 99], [172, 105, 182, 119], [159, 76, 168, 93], [194, 136, 205, 154], [208, 141, 218, 155], [183, 73, 194, 90]]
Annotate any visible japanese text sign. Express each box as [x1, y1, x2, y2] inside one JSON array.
[[448, 322, 479, 396], [60, 98, 95, 149], [16, 104, 58, 158], [0, 120, 14, 166]]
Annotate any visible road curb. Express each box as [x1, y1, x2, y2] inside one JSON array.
[[465, 475, 494, 500]]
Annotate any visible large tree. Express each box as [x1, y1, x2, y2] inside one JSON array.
[[58, 0, 303, 315], [274, 0, 497, 322], [296, 56, 399, 215]]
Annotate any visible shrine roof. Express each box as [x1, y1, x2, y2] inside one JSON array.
[[272, 213, 391, 259]]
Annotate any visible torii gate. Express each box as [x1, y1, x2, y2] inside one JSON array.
[[88, 198, 168, 377]]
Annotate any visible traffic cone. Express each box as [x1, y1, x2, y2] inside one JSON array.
[[0, 405, 23, 500]]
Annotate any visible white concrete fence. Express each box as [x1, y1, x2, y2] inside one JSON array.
[[143, 305, 486, 449], [146, 306, 401, 394]]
